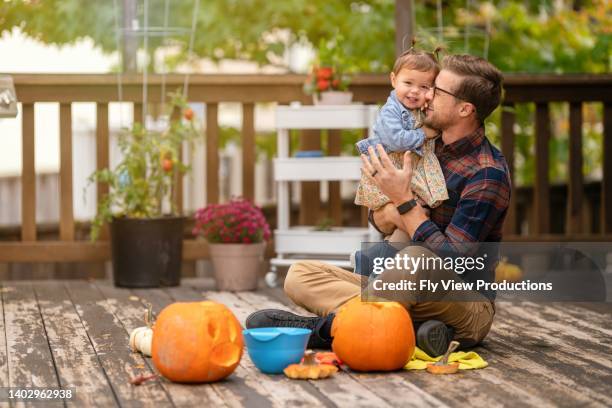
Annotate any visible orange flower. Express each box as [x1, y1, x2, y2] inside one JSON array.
[[317, 79, 330, 91], [183, 108, 194, 120], [162, 159, 173, 172], [316, 66, 333, 80]]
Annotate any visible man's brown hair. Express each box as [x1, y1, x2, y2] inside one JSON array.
[[442, 54, 503, 122]]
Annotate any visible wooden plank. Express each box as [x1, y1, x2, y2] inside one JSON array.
[[534, 103, 551, 234], [299, 129, 321, 225], [567, 102, 584, 234], [481, 304, 612, 407], [2, 283, 62, 406], [93, 282, 227, 407], [242, 103, 256, 201], [21, 103, 37, 242], [32, 281, 117, 406], [59, 103, 74, 241], [602, 102, 612, 233], [0, 240, 217, 262], [166, 285, 333, 408], [64, 281, 173, 407], [503, 83, 612, 104], [206, 103, 220, 204], [0, 285, 8, 388], [11, 73, 612, 89], [360, 128, 370, 227], [13, 73, 612, 103], [501, 103, 517, 235], [134, 102, 143, 125], [511, 302, 611, 353], [0, 242, 110, 262], [395, 0, 414, 57], [170, 107, 184, 214], [96, 102, 110, 240], [328, 129, 342, 226], [548, 302, 612, 323]]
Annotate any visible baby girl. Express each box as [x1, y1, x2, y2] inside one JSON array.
[[353, 46, 448, 275]]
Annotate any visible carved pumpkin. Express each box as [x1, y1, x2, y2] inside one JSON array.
[[152, 301, 243, 383], [331, 298, 414, 371]]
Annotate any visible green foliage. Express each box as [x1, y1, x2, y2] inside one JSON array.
[[87, 92, 198, 240], [2, 0, 609, 186], [2, 1, 608, 74]]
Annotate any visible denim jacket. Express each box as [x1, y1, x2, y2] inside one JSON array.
[[356, 90, 425, 156]]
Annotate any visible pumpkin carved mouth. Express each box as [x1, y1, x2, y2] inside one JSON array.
[[210, 343, 242, 368]]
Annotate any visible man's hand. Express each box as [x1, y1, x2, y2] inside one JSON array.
[[362, 144, 431, 239], [371, 203, 403, 235], [360, 144, 414, 205]]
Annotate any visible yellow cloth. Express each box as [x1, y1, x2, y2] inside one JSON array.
[[404, 347, 488, 370]]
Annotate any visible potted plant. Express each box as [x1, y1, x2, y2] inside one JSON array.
[[304, 36, 353, 105], [89, 92, 198, 288], [193, 198, 271, 291]]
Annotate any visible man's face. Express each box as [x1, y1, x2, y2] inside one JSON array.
[[423, 69, 465, 130]]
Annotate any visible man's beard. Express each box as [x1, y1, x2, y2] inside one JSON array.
[[423, 108, 452, 131]]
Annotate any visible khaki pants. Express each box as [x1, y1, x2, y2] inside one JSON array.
[[284, 246, 495, 347]]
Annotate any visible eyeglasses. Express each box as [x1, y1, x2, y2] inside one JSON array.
[[430, 85, 478, 116], [431, 85, 462, 100]]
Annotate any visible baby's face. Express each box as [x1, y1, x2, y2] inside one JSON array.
[[390, 68, 436, 110]]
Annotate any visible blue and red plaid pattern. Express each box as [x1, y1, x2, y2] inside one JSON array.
[[412, 127, 511, 252]]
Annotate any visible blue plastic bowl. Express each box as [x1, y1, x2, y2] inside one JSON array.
[[243, 327, 312, 374]]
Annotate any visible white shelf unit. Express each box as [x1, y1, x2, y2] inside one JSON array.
[[266, 104, 381, 287]]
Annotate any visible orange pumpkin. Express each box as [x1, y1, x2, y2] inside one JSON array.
[[152, 301, 243, 383], [495, 258, 524, 283], [331, 298, 414, 371]]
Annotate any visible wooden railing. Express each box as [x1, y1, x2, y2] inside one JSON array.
[[1, 73, 611, 264], [499, 75, 612, 238]]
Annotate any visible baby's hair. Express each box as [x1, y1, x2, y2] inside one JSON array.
[[392, 39, 444, 76]]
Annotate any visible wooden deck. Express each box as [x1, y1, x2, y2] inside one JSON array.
[[0, 278, 609, 407]]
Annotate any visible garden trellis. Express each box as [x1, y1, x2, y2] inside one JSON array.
[[111, 0, 200, 128], [403, 0, 491, 58]]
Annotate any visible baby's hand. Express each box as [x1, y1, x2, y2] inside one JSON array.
[[423, 126, 439, 139]]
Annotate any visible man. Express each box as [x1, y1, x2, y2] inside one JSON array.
[[246, 54, 511, 356]]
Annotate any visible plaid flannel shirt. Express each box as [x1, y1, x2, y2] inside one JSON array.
[[411, 127, 511, 253]]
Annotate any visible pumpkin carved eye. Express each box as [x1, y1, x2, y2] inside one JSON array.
[[208, 319, 221, 341]]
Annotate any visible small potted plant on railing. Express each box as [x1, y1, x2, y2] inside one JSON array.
[[88, 92, 198, 288], [193, 198, 271, 291], [304, 36, 353, 105]]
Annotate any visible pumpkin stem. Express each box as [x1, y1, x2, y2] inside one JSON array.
[[144, 302, 153, 328], [303, 350, 317, 366]]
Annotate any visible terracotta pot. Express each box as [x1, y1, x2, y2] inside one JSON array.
[[313, 91, 353, 105], [208, 242, 265, 291]]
